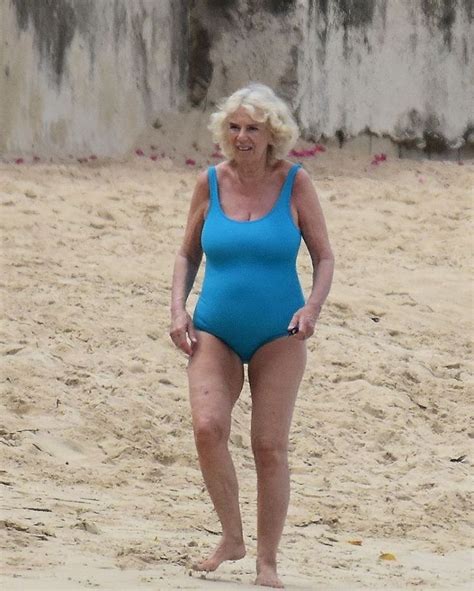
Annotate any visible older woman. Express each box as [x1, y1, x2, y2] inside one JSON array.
[[170, 83, 334, 588]]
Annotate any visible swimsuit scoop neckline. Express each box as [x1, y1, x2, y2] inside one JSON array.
[[212, 164, 299, 224]]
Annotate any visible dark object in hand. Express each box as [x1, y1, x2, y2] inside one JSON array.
[[288, 327, 299, 336]]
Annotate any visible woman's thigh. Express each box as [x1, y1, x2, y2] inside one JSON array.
[[187, 330, 245, 432], [248, 336, 307, 447]]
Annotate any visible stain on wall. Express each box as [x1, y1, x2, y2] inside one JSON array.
[[113, 3, 128, 46], [188, 17, 214, 106], [263, 0, 297, 15], [421, 0, 458, 49], [170, 1, 189, 96], [335, 0, 377, 27], [207, 0, 238, 8], [12, 0, 78, 84], [279, 44, 299, 102], [131, 12, 152, 110]]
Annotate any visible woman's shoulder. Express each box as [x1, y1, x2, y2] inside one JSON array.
[[190, 168, 212, 204], [274, 159, 309, 184], [273, 158, 305, 173], [287, 160, 311, 184], [214, 160, 232, 175], [277, 158, 294, 169], [195, 163, 227, 189], [290, 163, 318, 206]]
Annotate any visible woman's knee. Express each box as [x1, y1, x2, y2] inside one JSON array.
[[251, 438, 288, 469], [193, 415, 229, 449]]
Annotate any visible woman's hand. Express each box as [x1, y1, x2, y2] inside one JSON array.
[[169, 310, 198, 356], [287, 303, 322, 340]]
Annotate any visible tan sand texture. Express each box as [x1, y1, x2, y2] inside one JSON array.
[[0, 148, 472, 590]]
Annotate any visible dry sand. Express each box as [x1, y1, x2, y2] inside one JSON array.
[[0, 144, 472, 590]]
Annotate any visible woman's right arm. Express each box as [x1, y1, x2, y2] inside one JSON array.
[[169, 170, 209, 356]]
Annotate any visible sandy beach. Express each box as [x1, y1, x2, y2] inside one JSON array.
[[0, 146, 472, 590]]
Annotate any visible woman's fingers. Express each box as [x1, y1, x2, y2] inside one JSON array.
[[188, 322, 198, 349], [288, 308, 317, 340], [171, 330, 193, 355], [287, 313, 300, 335], [169, 315, 197, 356], [184, 325, 198, 356], [297, 316, 315, 339]]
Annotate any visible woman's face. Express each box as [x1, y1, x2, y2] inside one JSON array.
[[226, 107, 272, 162]]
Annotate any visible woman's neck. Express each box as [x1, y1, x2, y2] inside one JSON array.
[[232, 154, 275, 183]]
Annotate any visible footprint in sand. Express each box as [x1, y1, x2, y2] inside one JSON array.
[[362, 402, 386, 420], [153, 451, 177, 466], [26, 433, 89, 463]]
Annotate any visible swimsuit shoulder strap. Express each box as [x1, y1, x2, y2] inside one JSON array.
[[277, 163, 302, 208], [207, 165, 220, 208]]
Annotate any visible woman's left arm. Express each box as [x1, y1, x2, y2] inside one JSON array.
[[288, 167, 335, 340]]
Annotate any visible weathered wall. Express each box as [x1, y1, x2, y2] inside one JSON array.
[[296, 0, 474, 148], [190, 0, 474, 151], [1, 0, 473, 156], [0, 0, 187, 156]]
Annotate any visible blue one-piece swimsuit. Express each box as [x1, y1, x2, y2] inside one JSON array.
[[193, 163, 305, 363]]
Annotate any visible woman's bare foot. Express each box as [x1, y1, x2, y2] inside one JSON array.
[[193, 536, 246, 572], [255, 561, 284, 588]]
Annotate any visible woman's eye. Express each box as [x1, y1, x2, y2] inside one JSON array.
[[248, 126, 258, 131], [229, 125, 239, 131]]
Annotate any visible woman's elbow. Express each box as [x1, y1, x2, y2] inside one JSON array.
[[317, 248, 335, 266], [178, 248, 202, 270]]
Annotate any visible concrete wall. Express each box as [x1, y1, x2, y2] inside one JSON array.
[[1, 0, 473, 157], [0, 0, 187, 157], [298, 0, 474, 149], [192, 0, 474, 151]]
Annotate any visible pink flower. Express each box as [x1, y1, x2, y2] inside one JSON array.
[[15, 158, 24, 164], [150, 155, 158, 161], [289, 145, 325, 158], [289, 149, 305, 157], [89, 154, 97, 160], [185, 158, 196, 166], [372, 153, 387, 164], [135, 148, 145, 156]]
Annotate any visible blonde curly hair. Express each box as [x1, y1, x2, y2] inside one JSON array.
[[208, 83, 299, 161]]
